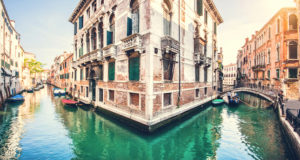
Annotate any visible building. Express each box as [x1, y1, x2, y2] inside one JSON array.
[[237, 8, 299, 100], [223, 63, 237, 86], [59, 53, 73, 93], [67, 0, 223, 131], [0, 0, 25, 103]]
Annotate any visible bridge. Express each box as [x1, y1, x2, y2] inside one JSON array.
[[220, 85, 279, 104]]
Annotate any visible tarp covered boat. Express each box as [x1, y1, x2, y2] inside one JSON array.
[[62, 99, 78, 107], [7, 94, 25, 102], [212, 99, 224, 105]]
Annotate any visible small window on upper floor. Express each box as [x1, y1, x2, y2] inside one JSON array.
[[86, 7, 90, 18], [163, 0, 172, 36], [289, 14, 298, 30]]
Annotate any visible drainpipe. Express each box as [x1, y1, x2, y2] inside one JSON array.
[[177, 0, 181, 107]]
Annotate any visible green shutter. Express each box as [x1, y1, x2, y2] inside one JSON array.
[[74, 22, 77, 35], [1, 60, 4, 66], [79, 47, 83, 57], [109, 62, 115, 81], [129, 57, 140, 81], [214, 22, 217, 35], [79, 16, 83, 29], [127, 17, 132, 36], [197, 0, 203, 16], [107, 31, 112, 45]]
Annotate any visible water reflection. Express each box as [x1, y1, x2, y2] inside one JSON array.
[[0, 86, 292, 160]]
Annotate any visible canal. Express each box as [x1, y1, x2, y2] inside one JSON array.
[[0, 86, 293, 159]]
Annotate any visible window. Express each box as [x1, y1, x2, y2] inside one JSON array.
[[277, 19, 280, 33], [79, 16, 84, 29], [195, 65, 199, 82], [204, 9, 208, 24], [268, 70, 270, 79], [99, 65, 103, 81], [268, 27, 271, 40], [129, 56, 140, 81], [204, 87, 207, 95], [127, 0, 139, 36], [195, 89, 200, 98], [196, 0, 203, 16], [98, 22, 104, 49], [74, 22, 77, 35], [86, 7, 90, 18], [130, 93, 139, 106], [204, 68, 208, 82], [276, 44, 280, 61], [107, 14, 115, 45], [276, 69, 280, 79], [86, 68, 89, 80], [86, 31, 90, 53], [268, 49, 270, 64], [108, 62, 115, 81], [289, 68, 298, 79], [91, 28, 97, 50], [92, 0, 97, 12], [289, 14, 298, 30], [289, 41, 297, 59], [80, 69, 83, 80], [109, 90, 114, 101], [75, 70, 77, 81], [86, 87, 89, 97], [214, 22, 217, 35], [163, 0, 172, 36], [163, 53, 175, 81], [163, 93, 172, 107], [99, 88, 103, 102]]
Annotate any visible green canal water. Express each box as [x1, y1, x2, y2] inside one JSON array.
[[0, 86, 293, 159]]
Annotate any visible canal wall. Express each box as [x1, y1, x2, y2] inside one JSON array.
[[277, 102, 300, 159], [94, 95, 217, 133]]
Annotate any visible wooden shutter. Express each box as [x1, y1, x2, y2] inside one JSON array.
[[74, 22, 77, 35], [79, 16, 84, 29], [129, 57, 140, 81], [127, 17, 132, 36], [197, 0, 203, 16], [107, 31, 112, 45], [109, 62, 115, 81], [132, 12, 139, 34], [195, 65, 199, 82]]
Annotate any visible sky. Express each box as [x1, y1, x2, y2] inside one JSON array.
[[3, 0, 297, 68]]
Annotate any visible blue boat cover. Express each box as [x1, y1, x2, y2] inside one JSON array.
[[12, 95, 24, 99]]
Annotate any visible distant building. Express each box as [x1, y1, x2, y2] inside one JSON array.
[[237, 8, 299, 100], [223, 63, 237, 86]]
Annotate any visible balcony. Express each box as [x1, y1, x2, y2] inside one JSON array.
[[74, 49, 102, 67], [252, 64, 265, 71], [121, 33, 142, 53], [205, 57, 212, 67], [161, 36, 180, 54], [103, 44, 117, 59], [194, 53, 205, 65]]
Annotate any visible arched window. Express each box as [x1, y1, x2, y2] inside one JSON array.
[[107, 14, 115, 45], [91, 28, 97, 50], [86, 31, 90, 53], [128, 0, 139, 35], [289, 14, 297, 30], [289, 41, 298, 59], [98, 22, 103, 48], [163, 0, 172, 36]]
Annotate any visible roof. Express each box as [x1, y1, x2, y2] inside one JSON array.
[[69, 0, 91, 23]]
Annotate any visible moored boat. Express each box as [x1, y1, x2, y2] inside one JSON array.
[[62, 99, 78, 107], [212, 99, 225, 106], [7, 94, 25, 102], [27, 88, 34, 93]]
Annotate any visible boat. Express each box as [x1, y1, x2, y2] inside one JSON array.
[[212, 99, 224, 106], [62, 99, 78, 107], [53, 89, 66, 96], [53, 89, 61, 96], [229, 96, 240, 106], [7, 94, 25, 102], [27, 88, 34, 93]]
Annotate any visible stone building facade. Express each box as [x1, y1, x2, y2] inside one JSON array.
[[237, 8, 300, 100], [223, 63, 236, 86], [69, 0, 223, 131], [0, 0, 25, 104], [59, 53, 73, 93]]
